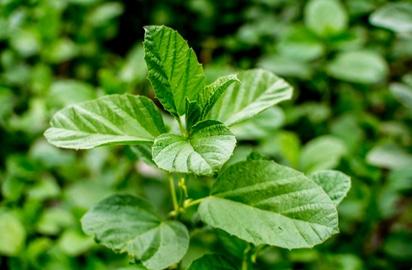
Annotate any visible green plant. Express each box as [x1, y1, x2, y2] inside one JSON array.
[[44, 25, 350, 270]]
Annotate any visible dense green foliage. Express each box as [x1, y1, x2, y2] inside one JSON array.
[[1, 0, 412, 269]]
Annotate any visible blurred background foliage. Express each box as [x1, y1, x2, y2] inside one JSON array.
[[0, 0, 412, 269]]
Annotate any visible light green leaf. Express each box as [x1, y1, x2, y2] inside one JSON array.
[[309, 170, 351, 205], [300, 135, 346, 173], [304, 0, 348, 37], [152, 120, 236, 175], [370, 2, 412, 33], [188, 254, 236, 270], [81, 195, 189, 270], [198, 160, 338, 249], [326, 50, 388, 84], [229, 107, 284, 140], [207, 69, 292, 126], [258, 55, 312, 79], [199, 74, 239, 118], [44, 94, 166, 149], [48, 79, 96, 107], [144, 25, 206, 115], [390, 82, 412, 109], [0, 210, 26, 256], [366, 144, 412, 169]]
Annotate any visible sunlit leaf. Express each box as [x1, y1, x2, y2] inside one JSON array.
[[199, 160, 338, 249]]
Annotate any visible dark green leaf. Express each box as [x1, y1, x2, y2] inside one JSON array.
[[82, 195, 189, 270], [188, 254, 236, 270], [144, 25, 206, 115]]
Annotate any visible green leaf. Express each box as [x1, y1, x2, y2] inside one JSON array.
[[390, 83, 412, 109], [229, 107, 284, 140], [199, 74, 239, 118], [144, 25, 206, 115], [309, 170, 351, 205], [152, 120, 236, 175], [366, 144, 412, 169], [188, 254, 236, 270], [185, 99, 202, 131], [207, 69, 292, 126], [198, 160, 338, 249], [81, 195, 189, 270], [44, 94, 166, 149], [370, 2, 412, 33], [326, 50, 388, 84], [304, 0, 348, 37], [0, 210, 26, 256], [299, 135, 346, 173]]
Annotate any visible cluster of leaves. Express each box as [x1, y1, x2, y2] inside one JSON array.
[[1, 0, 412, 269], [44, 25, 351, 269]]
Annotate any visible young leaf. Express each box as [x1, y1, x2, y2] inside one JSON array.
[[198, 160, 338, 249], [81, 195, 189, 270], [44, 94, 166, 149], [207, 69, 292, 126], [188, 254, 236, 270], [152, 120, 236, 175], [199, 74, 239, 118], [185, 99, 202, 131], [144, 25, 206, 116], [309, 170, 351, 205]]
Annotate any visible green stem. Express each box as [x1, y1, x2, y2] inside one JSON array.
[[183, 198, 203, 208], [178, 177, 188, 198], [176, 117, 187, 137], [169, 176, 179, 216], [242, 244, 254, 270]]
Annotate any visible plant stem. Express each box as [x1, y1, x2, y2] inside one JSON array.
[[183, 198, 203, 208], [242, 244, 254, 270], [176, 116, 187, 137], [178, 177, 188, 198], [169, 175, 179, 215]]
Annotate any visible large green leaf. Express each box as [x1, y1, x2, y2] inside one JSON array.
[[304, 0, 348, 37], [44, 94, 166, 149], [207, 69, 292, 126], [370, 2, 412, 33], [152, 120, 236, 175], [81, 195, 189, 270], [309, 170, 351, 205], [198, 160, 338, 249], [144, 25, 206, 116]]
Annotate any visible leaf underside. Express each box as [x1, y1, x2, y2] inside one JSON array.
[[207, 69, 293, 126], [152, 120, 236, 175], [44, 94, 166, 149]]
